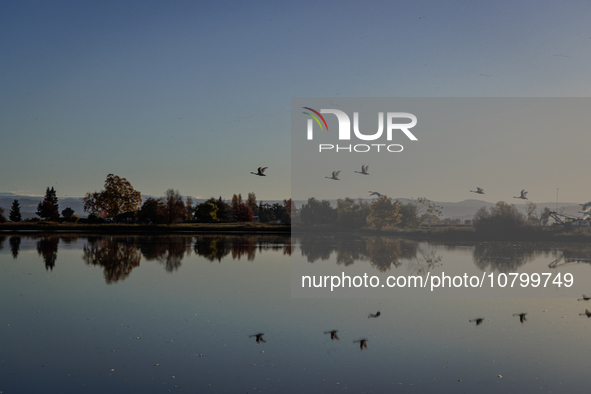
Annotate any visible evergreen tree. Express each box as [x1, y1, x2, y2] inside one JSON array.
[[9, 199, 22, 222], [36, 187, 59, 221], [0, 207, 6, 223], [46, 187, 59, 212]]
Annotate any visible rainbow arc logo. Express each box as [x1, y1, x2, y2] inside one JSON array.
[[302, 107, 328, 131]]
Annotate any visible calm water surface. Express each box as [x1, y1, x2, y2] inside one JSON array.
[[1, 234, 591, 393]]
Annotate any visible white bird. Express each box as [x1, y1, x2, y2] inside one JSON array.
[[578, 293, 591, 301], [369, 191, 382, 197], [326, 171, 341, 180], [513, 190, 528, 199], [579, 308, 591, 318], [354, 165, 369, 175], [580, 202, 591, 211], [251, 167, 268, 176], [470, 187, 485, 195]]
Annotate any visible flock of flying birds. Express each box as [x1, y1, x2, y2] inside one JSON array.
[[252, 165, 548, 201], [250, 310, 382, 351], [252, 165, 591, 217], [470, 187, 591, 218], [249, 166, 591, 344]]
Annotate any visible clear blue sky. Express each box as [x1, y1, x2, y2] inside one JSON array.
[[1, 1, 590, 202]]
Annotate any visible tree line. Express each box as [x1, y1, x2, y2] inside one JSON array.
[[298, 195, 443, 229], [0, 174, 292, 225]]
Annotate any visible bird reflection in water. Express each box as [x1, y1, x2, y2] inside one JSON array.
[[513, 313, 527, 324], [578, 294, 590, 301], [368, 311, 381, 319], [324, 330, 339, 341], [353, 339, 368, 351], [469, 318, 484, 325], [250, 333, 266, 343]]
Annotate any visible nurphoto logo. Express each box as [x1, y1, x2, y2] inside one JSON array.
[[303, 107, 418, 153]]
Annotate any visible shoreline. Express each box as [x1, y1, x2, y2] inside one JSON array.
[[1, 222, 591, 242]]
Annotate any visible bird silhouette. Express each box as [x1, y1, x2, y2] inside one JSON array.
[[580, 308, 591, 318], [469, 318, 484, 325], [353, 339, 368, 351], [325, 171, 341, 180], [354, 165, 370, 175], [249, 333, 266, 343], [251, 167, 268, 176], [580, 202, 591, 211], [513, 313, 527, 324], [369, 191, 382, 197], [578, 293, 591, 301], [368, 311, 381, 318], [470, 187, 485, 194], [324, 330, 340, 341], [513, 190, 528, 199]]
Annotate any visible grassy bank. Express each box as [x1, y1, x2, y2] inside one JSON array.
[[3, 222, 591, 242], [0, 222, 290, 234], [292, 224, 591, 242]]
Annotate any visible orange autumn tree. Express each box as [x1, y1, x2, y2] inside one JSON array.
[[83, 174, 142, 218], [367, 195, 402, 230]]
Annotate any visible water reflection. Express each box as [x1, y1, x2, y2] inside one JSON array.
[[37, 236, 59, 270], [513, 313, 527, 324], [353, 339, 368, 351], [83, 237, 142, 284], [2, 234, 292, 284], [324, 330, 340, 341], [299, 236, 441, 274], [9, 236, 20, 258], [249, 333, 266, 343], [5, 234, 591, 282]]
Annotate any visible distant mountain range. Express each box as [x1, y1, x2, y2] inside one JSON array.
[[0, 193, 584, 221]]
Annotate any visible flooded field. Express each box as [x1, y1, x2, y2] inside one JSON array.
[[1, 234, 591, 393]]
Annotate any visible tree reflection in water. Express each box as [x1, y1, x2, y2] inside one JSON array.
[[83, 237, 142, 283], [298, 236, 442, 274], [472, 243, 553, 273], [37, 236, 59, 271], [140, 236, 191, 273], [9, 236, 21, 259], [20, 234, 591, 282]]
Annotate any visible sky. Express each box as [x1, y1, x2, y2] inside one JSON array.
[[1, 1, 591, 203]]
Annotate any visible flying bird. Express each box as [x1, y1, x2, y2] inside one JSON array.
[[580, 202, 591, 211], [514, 190, 528, 199], [580, 308, 591, 318], [469, 318, 484, 325], [368, 311, 381, 319], [369, 191, 382, 197], [251, 167, 268, 176], [513, 313, 527, 324], [324, 330, 340, 341], [353, 339, 368, 351], [578, 294, 591, 301], [249, 333, 266, 343], [326, 171, 341, 180], [470, 187, 485, 195], [354, 165, 370, 175]]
